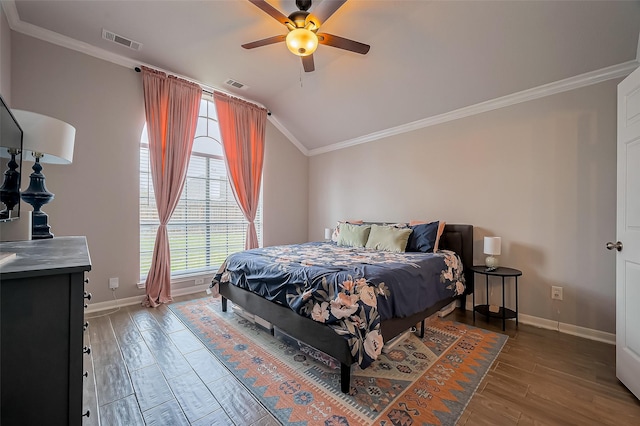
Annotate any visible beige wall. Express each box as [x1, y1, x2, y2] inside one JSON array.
[[309, 80, 618, 334], [1, 24, 620, 334], [263, 120, 308, 246], [6, 33, 308, 304]]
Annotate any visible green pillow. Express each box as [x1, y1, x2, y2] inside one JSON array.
[[337, 223, 371, 248], [365, 224, 412, 253]]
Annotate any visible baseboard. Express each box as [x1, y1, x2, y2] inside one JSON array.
[[86, 291, 616, 345], [84, 284, 210, 314], [464, 299, 615, 345], [518, 313, 615, 345]]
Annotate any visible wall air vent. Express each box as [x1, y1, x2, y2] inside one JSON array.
[[224, 79, 249, 90], [102, 29, 142, 51]]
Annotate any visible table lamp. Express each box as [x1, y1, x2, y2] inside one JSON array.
[[12, 110, 75, 239], [484, 236, 501, 271], [0, 148, 21, 219]]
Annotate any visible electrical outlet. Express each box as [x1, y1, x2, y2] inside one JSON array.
[[195, 277, 205, 285], [109, 277, 119, 290], [551, 285, 563, 300]]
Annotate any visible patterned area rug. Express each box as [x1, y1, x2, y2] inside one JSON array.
[[169, 297, 507, 426]]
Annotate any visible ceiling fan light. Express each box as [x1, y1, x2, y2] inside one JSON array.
[[286, 28, 318, 56]]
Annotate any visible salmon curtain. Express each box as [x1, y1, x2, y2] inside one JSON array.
[[141, 66, 201, 307], [213, 91, 267, 250]]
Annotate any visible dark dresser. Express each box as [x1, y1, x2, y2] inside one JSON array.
[[0, 236, 92, 425]]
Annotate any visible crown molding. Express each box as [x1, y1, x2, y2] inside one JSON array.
[[1, 0, 267, 110], [4, 2, 138, 70], [4, 1, 638, 158], [308, 60, 639, 156], [267, 115, 309, 156], [0, 0, 19, 26]]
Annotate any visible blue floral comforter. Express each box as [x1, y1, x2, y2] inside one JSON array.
[[211, 242, 465, 368]]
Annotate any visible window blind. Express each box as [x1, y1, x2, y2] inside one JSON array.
[[139, 98, 262, 280]]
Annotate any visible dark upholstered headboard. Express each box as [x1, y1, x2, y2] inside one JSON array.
[[362, 222, 474, 295], [439, 224, 474, 295]]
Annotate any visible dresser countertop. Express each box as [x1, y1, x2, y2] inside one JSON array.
[[0, 236, 92, 279]]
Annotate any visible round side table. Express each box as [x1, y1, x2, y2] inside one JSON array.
[[470, 265, 522, 331]]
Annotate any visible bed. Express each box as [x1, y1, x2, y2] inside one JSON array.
[[211, 223, 474, 393]]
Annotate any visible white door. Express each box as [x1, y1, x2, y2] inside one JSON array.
[[616, 65, 640, 399]]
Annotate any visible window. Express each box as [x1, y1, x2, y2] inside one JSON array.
[[139, 97, 262, 281]]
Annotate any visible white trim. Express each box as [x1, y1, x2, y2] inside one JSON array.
[[1, 1, 267, 110], [136, 273, 215, 290], [463, 300, 615, 345], [11, 19, 137, 71], [267, 114, 310, 156], [4, 0, 638, 158], [518, 313, 615, 345], [86, 291, 616, 346], [84, 284, 211, 314], [308, 60, 640, 156], [0, 0, 19, 25]]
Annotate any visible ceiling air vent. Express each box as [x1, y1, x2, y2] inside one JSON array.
[[102, 29, 142, 51], [224, 78, 249, 90]]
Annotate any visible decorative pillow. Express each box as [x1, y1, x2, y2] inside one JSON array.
[[406, 221, 441, 253], [409, 220, 446, 251], [337, 223, 371, 247], [365, 224, 412, 253], [384, 222, 409, 228], [331, 220, 364, 242]]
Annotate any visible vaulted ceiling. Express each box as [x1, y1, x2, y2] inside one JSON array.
[[5, 0, 640, 155]]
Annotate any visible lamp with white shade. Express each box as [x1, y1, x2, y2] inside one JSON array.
[[483, 236, 501, 271], [12, 110, 75, 239]]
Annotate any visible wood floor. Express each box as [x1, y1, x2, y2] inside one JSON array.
[[82, 291, 640, 425], [453, 310, 640, 426], [82, 292, 279, 426]]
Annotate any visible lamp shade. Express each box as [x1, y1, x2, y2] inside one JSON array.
[[12, 110, 75, 164], [483, 237, 501, 256], [286, 28, 318, 56]]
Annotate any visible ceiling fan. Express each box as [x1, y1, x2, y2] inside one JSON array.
[[242, 0, 370, 72]]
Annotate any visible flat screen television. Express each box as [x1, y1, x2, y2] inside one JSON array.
[[0, 94, 24, 222]]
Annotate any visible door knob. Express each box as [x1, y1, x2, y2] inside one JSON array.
[[606, 241, 623, 252]]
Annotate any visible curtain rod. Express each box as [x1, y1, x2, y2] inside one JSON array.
[[134, 66, 270, 115]]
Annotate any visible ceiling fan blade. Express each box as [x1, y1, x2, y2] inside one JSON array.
[[317, 33, 370, 54], [302, 55, 315, 72], [248, 0, 292, 26], [242, 34, 287, 49], [309, 0, 347, 26]]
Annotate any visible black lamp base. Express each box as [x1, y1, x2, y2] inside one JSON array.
[[20, 157, 55, 239], [31, 211, 53, 239], [0, 149, 21, 220]]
